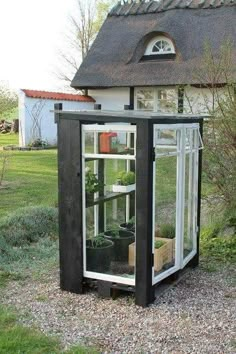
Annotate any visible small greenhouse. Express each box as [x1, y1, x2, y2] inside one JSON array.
[[55, 106, 204, 306]]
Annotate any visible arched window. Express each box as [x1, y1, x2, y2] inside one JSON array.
[[145, 36, 175, 56]]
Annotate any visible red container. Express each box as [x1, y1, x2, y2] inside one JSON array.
[[100, 132, 118, 153]]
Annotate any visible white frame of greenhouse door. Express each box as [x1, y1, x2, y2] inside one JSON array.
[[81, 124, 136, 286], [152, 123, 201, 285]]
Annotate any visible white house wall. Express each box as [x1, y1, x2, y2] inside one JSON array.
[[88, 88, 130, 111], [89, 86, 218, 115], [19, 91, 94, 147], [183, 86, 226, 114]]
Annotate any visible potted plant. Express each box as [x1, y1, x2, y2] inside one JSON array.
[[85, 167, 104, 205], [86, 234, 114, 273], [120, 216, 135, 233], [104, 228, 134, 262], [112, 171, 135, 193]]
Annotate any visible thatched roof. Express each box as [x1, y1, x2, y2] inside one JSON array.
[[71, 0, 236, 89]]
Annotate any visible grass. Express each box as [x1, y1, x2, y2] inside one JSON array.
[[0, 271, 26, 289], [0, 134, 57, 218], [0, 133, 18, 146], [0, 306, 99, 354]]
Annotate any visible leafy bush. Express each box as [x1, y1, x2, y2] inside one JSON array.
[[0, 206, 59, 273], [117, 171, 135, 186], [0, 206, 58, 247], [28, 138, 48, 148], [200, 222, 236, 263], [160, 224, 175, 239]]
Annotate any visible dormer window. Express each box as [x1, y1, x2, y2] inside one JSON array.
[[145, 36, 175, 56], [141, 35, 176, 61]]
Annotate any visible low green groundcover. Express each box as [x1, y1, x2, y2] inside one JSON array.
[[0, 306, 98, 353]]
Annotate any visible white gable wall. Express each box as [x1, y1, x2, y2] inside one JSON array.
[[88, 88, 130, 110], [19, 90, 94, 147]]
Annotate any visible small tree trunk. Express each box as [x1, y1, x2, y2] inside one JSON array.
[[11, 119, 19, 133]]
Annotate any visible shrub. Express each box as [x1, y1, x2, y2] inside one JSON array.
[[28, 138, 48, 148], [160, 224, 175, 239], [0, 206, 58, 247]]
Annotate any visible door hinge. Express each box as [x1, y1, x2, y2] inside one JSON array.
[[152, 147, 156, 162], [152, 253, 154, 267]]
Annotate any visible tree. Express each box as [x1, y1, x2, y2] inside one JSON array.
[[185, 41, 236, 212], [0, 84, 18, 118], [56, 0, 116, 89]]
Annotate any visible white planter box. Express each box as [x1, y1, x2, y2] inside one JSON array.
[[112, 184, 136, 193]]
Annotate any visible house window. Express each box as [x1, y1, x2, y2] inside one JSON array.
[[136, 89, 154, 111], [135, 88, 177, 113], [145, 36, 175, 56]]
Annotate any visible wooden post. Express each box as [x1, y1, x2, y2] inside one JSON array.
[[135, 120, 155, 306], [57, 107, 83, 293]]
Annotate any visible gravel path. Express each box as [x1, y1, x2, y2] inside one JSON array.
[[1, 264, 236, 354]]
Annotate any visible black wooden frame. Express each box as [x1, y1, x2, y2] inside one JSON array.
[[55, 105, 204, 307]]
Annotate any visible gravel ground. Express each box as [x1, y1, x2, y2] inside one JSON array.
[[1, 264, 236, 354]]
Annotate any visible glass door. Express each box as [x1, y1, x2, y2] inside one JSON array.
[[82, 124, 136, 286], [152, 124, 201, 285]]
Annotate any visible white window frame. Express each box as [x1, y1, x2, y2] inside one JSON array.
[[152, 124, 200, 285], [82, 124, 136, 286], [134, 87, 178, 113], [145, 36, 175, 56]]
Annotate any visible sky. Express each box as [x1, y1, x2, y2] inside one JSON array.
[[0, 0, 77, 92]]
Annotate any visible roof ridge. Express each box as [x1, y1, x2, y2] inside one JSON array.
[[109, 0, 236, 16], [22, 88, 84, 96]]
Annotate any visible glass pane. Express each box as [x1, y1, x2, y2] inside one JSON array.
[[183, 153, 195, 258], [137, 100, 154, 111], [154, 155, 177, 278], [84, 157, 136, 281], [157, 89, 177, 113], [84, 131, 95, 154], [155, 129, 177, 146], [137, 89, 154, 100]]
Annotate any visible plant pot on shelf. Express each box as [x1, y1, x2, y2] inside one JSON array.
[[104, 229, 134, 262], [112, 171, 135, 193], [112, 184, 135, 193], [119, 222, 135, 233], [86, 238, 114, 273]]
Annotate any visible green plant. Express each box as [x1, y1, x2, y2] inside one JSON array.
[[0, 305, 99, 353], [200, 227, 236, 263], [88, 234, 110, 248], [28, 138, 48, 148], [160, 224, 175, 239], [0, 206, 58, 247], [85, 168, 103, 194], [105, 229, 120, 238], [117, 171, 135, 186], [127, 216, 135, 226], [155, 240, 166, 249]]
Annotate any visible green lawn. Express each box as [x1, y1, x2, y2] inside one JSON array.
[[0, 306, 98, 354], [0, 133, 18, 146], [0, 134, 57, 218]]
